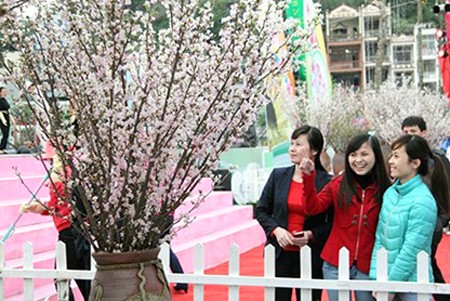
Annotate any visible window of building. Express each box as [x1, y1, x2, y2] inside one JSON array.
[[332, 73, 361, 88], [364, 17, 380, 37], [365, 67, 389, 88], [394, 72, 413, 86], [330, 47, 360, 61], [424, 60, 436, 73], [422, 35, 436, 56], [423, 60, 436, 80], [393, 45, 412, 64], [364, 17, 379, 31], [424, 82, 437, 91], [366, 67, 375, 86], [365, 42, 377, 62], [332, 28, 347, 35]]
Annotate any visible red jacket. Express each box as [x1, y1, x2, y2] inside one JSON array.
[[42, 181, 72, 232], [303, 172, 381, 274]]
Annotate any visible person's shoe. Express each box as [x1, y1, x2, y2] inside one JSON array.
[[173, 284, 188, 293]]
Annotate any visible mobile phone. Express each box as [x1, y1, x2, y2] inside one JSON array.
[[293, 231, 304, 238]]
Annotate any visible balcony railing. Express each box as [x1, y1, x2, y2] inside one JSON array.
[[328, 33, 362, 43], [329, 60, 361, 69], [365, 30, 380, 38]]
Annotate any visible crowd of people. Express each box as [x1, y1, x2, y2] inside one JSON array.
[[256, 116, 450, 301]]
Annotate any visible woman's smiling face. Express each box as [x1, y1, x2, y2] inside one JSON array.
[[388, 145, 419, 183], [348, 142, 376, 176]]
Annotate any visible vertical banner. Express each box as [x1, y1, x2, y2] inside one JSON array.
[[286, 0, 332, 103], [265, 32, 298, 167], [265, 32, 298, 147], [267, 0, 332, 167]]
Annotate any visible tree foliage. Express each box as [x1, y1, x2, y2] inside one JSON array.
[[1, 0, 316, 252]]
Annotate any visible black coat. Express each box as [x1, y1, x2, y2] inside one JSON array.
[[0, 97, 10, 111], [255, 165, 332, 262]]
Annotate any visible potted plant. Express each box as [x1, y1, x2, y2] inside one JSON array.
[[0, 0, 317, 299]]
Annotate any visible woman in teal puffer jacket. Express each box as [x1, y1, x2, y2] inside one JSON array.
[[370, 135, 450, 301]]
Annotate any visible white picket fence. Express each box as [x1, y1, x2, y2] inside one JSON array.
[[1, 241, 450, 301]]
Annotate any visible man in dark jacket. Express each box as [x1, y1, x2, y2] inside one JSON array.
[[402, 116, 450, 301], [0, 86, 10, 154]]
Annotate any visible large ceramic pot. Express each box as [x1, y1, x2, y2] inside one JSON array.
[[89, 247, 172, 301]]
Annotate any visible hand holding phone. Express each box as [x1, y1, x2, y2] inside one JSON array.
[[293, 231, 304, 238]]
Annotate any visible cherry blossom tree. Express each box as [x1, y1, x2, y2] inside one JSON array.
[[362, 79, 450, 147], [302, 84, 365, 152], [0, 0, 316, 252], [0, 0, 30, 17]]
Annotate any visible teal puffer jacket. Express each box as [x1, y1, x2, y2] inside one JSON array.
[[369, 175, 437, 282]]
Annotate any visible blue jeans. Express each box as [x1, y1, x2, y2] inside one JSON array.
[[322, 261, 373, 301], [395, 293, 431, 301]]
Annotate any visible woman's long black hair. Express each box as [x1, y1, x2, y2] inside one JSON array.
[[338, 134, 390, 208], [291, 125, 327, 172], [391, 135, 450, 215]]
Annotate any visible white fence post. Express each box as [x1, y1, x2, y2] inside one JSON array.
[[0, 242, 4, 298], [193, 243, 205, 301], [23, 242, 34, 300], [338, 247, 350, 301], [264, 244, 275, 301], [417, 251, 430, 301], [229, 244, 240, 301], [55, 241, 69, 301], [376, 248, 388, 301], [159, 242, 170, 275], [300, 246, 312, 301]]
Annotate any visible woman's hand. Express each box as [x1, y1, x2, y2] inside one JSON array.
[[292, 230, 313, 248], [273, 227, 294, 248], [20, 201, 45, 214], [299, 158, 315, 175]]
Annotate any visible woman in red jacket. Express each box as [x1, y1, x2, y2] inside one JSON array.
[[20, 155, 91, 300], [299, 134, 390, 301]]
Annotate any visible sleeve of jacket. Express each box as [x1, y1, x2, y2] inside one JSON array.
[[388, 196, 437, 281], [46, 181, 71, 218], [255, 170, 280, 236], [303, 171, 334, 215], [308, 172, 333, 246]]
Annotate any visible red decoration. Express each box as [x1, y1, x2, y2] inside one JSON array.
[[438, 43, 450, 103]]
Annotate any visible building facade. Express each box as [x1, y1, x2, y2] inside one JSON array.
[[325, 1, 440, 91]]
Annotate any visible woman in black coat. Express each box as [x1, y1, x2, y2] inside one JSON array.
[[0, 87, 11, 154], [255, 125, 332, 301]]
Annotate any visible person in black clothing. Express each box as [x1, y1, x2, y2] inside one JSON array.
[[255, 125, 332, 301], [21, 154, 91, 300], [0, 86, 10, 154], [161, 215, 188, 293], [402, 116, 450, 301]]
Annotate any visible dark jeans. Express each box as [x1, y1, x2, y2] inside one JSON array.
[[0, 113, 9, 150], [170, 248, 184, 274], [275, 250, 300, 301], [58, 227, 91, 301], [310, 248, 325, 301]]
